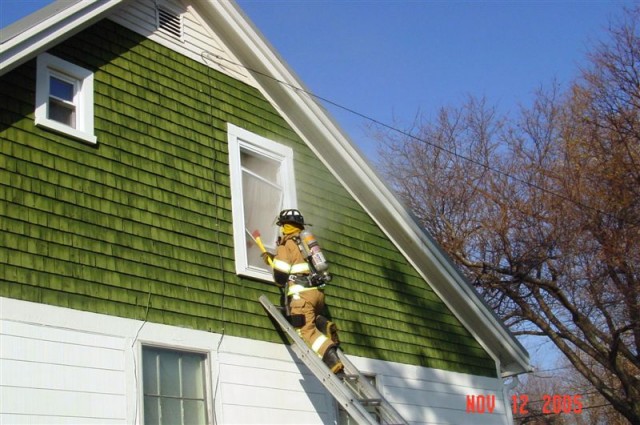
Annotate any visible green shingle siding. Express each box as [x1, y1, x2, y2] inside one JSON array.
[[0, 19, 495, 377]]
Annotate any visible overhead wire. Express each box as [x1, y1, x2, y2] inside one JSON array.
[[200, 50, 636, 227], [201, 50, 229, 425]]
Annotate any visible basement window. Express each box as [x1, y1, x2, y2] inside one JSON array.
[[35, 53, 96, 144], [142, 346, 208, 425], [227, 123, 297, 281]]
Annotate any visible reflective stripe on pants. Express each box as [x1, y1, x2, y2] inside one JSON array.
[[289, 289, 333, 357]]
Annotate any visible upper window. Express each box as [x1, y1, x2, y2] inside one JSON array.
[[35, 53, 96, 144], [227, 124, 297, 281], [142, 346, 208, 425]]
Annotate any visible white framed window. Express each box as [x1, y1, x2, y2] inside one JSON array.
[[35, 53, 97, 144], [227, 123, 297, 281], [142, 346, 208, 425]]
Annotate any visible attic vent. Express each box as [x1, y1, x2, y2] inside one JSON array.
[[157, 6, 183, 39]]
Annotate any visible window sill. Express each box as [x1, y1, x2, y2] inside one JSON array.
[[36, 117, 97, 145], [239, 266, 275, 283]]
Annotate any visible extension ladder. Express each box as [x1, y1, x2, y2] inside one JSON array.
[[259, 294, 408, 425]]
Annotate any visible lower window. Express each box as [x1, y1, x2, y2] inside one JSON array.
[[142, 346, 208, 425]]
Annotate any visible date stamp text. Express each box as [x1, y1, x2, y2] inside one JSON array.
[[465, 394, 583, 415]]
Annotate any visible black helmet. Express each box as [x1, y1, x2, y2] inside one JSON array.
[[276, 209, 304, 226]]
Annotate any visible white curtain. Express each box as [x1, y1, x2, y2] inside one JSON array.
[[241, 151, 283, 270]]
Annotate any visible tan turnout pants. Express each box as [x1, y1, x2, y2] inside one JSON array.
[[289, 288, 333, 357]]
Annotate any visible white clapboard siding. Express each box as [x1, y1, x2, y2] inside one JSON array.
[[0, 414, 122, 425], [215, 338, 336, 424], [347, 355, 510, 425], [108, 0, 251, 85], [222, 404, 331, 425], [1, 296, 514, 425], [0, 319, 128, 424], [1, 387, 126, 419], [1, 321, 124, 368]]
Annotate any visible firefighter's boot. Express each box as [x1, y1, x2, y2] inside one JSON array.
[[322, 346, 344, 374]]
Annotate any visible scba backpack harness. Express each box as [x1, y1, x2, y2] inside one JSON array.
[[293, 228, 332, 287]]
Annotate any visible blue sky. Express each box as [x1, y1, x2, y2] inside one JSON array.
[[2, 1, 634, 162], [2, 0, 634, 161], [234, 0, 634, 163], [1, 0, 635, 368]]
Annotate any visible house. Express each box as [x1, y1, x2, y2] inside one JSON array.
[[0, 0, 531, 423]]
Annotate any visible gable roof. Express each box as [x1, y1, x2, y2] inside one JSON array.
[[0, 0, 530, 377]]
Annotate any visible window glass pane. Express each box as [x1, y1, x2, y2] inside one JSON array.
[[144, 396, 160, 425], [243, 151, 279, 182], [160, 398, 182, 425], [181, 354, 204, 399], [241, 149, 283, 268], [159, 351, 181, 397], [50, 76, 74, 101], [183, 400, 206, 425], [143, 347, 207, 425], [48, 100, 75, 127], [243, 170, 283, 270], [143, 350, 159, 395]]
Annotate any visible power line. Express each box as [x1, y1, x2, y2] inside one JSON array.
[[532, 365, 575, 374], [201, 51, 635, 227]]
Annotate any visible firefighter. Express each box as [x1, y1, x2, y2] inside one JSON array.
[[262, 209, 343, 374]]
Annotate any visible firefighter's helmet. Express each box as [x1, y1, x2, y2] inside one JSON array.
[[276, 209, 304, 226]]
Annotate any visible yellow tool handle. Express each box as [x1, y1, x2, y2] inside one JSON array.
[[256, 236, 274, 267], [246, 229, 273, 267], [254, 235, 267, 253]]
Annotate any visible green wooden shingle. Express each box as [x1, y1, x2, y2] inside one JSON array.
[[0, 18, 496, 377]]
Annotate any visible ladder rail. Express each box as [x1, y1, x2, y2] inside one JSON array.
[[338, 350, 408, 425], [259, 295, 379, 425]]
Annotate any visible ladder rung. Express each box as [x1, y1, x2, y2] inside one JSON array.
[[359, 398, 382, 406], [341, 374, 359, 382]]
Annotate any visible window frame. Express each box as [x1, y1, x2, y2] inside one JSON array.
[[35, 53, 97, 144], [227, 123, 297, 281], [140, 344, 211, 425]]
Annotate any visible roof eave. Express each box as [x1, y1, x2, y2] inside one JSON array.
[[0, 0, 125, 76]]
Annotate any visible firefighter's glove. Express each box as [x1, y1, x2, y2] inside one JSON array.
[[261, 251, 274, 265]]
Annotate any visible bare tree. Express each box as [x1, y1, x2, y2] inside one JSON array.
[[558, 354, 630, 425], [375, 7, 639, 423], [511, 354, 629, 425], [513, 369, 570, 425]]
